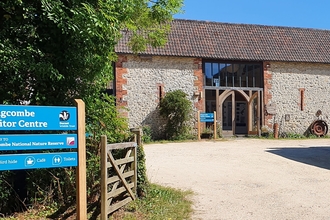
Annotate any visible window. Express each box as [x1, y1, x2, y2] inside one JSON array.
[[204, 61, 263, 88]]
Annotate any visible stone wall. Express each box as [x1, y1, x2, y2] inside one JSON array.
[[116, 56, 330, 137], [265, 62, 330, 135], [116, 55, 203, 138]]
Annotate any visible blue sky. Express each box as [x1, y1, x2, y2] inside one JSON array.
[[174, 0, 330, 30]]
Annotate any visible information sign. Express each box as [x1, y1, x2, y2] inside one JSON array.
[[200, 113, 214, 122], [0, 105, 77, 130], [0, 152, 77, 170], [0, 101, 86, 218], [0, 134, 77, 150]]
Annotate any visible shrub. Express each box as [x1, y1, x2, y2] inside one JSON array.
[[159, 90, 193, 140]]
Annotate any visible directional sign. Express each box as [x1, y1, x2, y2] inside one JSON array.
[[0, 105, 77, 130], [0, 134, 78, 150], [0, 152, 77, 170], [200, 113, 214, 122], [200, 113, 214, 118]]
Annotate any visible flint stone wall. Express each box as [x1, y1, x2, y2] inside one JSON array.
[[121, 55, 198, 138], [267, 62, 330, 135]]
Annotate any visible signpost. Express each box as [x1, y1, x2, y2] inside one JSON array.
[[0, 100, 86, 219], [197, 111, 217, 140]]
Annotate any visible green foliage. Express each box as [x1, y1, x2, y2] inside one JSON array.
[[86, 94, 129, 144], [280, 132, 306, 139], [3, 183, 193, 220], [0, 171, 18, 215], [0, 0, 183, 105], [0, 0, 183, 216], [142, 126, 153, 143], [202, 126, 213, 134], [137, 146, 148, 197], [307, 134, 320, 139], [159, 90, 193, 140], [217, 123, 223, 138]]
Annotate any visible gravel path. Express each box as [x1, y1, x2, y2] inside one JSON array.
[[144, 138, 330, 220]]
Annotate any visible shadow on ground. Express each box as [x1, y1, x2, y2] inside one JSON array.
[[267, 146, 330, 170]]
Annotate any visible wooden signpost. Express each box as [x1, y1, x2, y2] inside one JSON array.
[[0, 99, 87, 219], [197, 111, 217, 140], [75, 99, 87, 220]]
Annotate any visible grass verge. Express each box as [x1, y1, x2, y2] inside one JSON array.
[[110, 183, 193, 220], [1, 184, 193, 220]]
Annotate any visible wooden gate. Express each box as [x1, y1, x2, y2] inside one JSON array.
[[100, 135, 137, 220]]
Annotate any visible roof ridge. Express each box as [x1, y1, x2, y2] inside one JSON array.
[[173, 18, 330, 32]]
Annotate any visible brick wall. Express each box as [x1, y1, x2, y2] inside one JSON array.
[[115, 55, 128, 117], [193, 58, 204, 112], [263, 62, 273, 130]]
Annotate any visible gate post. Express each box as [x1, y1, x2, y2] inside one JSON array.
[[100, 135, 108, 220], [131, 128, 142, 146]]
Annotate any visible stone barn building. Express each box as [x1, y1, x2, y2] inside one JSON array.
[[114, 19, 330, 138]]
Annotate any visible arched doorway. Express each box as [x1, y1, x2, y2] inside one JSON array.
[[218, 90, 261, 136], [203, 60, 264, 136]]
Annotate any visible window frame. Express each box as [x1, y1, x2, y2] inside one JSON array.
[[203, 60, 263, 89]]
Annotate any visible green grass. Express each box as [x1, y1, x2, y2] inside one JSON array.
[[1, 183, 193, 220], [111, 184, 193, 220]]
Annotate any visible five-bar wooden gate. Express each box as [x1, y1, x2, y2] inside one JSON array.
[[100, 135, 137, 220]]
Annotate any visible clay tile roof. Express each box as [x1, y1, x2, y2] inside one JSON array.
[[115, 19, 330, 63]]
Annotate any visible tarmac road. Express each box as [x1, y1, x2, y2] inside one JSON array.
[[144, 138, 330, 220]]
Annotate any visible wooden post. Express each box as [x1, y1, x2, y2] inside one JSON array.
[[100, 135, 108, 220], [130, 128, 142, 146], [232, 93, 235, 135], [197, 111, 201, 140], [133, 144, 138, 197], [257, 90, 261, 137], [75, 99, 87, 220], [213, 111, 217, 139], [129, 128, 140, 196], [136, 131, 141, 146]]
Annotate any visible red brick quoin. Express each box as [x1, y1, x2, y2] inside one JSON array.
[[115, 55, 128, 117], [263, 62, 273, 129], [193, 58, 204, 112]]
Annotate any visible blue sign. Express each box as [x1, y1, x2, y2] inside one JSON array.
[[0, 105, 77, 130], [0, 152, 77, 170], [200, 113, 214, 122], [0, 134, 77, 150]]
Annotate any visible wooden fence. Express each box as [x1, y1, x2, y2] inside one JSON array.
[[100, 135, 137, 220]]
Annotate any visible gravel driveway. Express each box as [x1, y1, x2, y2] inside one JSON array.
[[144, 138, 330, 220]]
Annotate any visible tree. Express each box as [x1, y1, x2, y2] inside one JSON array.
[[0, 0, 183, 106], [0, 0, 183, 215]]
